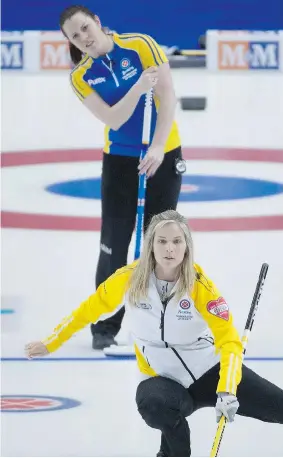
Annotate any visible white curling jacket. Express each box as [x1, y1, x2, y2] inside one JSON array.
[[43, 262, 243, 394]]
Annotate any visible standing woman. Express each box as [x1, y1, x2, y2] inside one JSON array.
[[59, 5, 186, 349]]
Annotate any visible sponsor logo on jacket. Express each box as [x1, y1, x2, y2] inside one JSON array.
[[207, 297, 229, 321], [88, 77, 106, 86], [176, 299, 193, 320], [121, 60, 137, 80], [136, 303, 152, 310], [121, 58, 130, 68]]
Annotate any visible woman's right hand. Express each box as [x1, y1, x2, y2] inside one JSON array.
[[135, 67, 159, 94], [25, 341, 49, 359]]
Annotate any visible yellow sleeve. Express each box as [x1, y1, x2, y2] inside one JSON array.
[[194, 265, 243, 395], [118, 33, 168, 69], [70, 57, 94, 101], [137, 34, 168, 68], [42, 265, 132, 353]]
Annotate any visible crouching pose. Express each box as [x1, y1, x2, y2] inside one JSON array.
[[25, 210, 283, 456]]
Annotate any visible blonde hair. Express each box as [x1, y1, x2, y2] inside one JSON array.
[[128, 210, 195, 305]]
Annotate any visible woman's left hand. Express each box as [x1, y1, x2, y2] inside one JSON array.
[[215, 392, 239, 422], [138, 145, 164, 178]]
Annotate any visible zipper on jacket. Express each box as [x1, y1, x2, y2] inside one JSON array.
[[198, 336, 215, 345], [102, 55, 119, 87], [171, 348, 196, 382], [159, 293, 175, 348], [142, 345, 151, 366], [158, 290, 196, 383], [159, 311, 168, 346]]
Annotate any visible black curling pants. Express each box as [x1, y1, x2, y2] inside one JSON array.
[[136, 363, 283, 457], [91, 147, 183, 337]]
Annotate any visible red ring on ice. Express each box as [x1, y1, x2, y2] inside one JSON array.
[[1, 147, 283, 232]]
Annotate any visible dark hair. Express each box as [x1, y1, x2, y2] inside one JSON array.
[[59, 5, 96, 31], [68, 42, 83, 65], [60, 5, 96, 65]]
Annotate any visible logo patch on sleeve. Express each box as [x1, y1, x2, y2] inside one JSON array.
[[207, 297, 229, 321]]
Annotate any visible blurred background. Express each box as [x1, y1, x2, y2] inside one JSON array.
[[2, 0, 283, 48], [1, 1, 283, 457]]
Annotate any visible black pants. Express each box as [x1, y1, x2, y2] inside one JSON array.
[[91, 147, 182, 337], [136, 363, 283, 457]]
